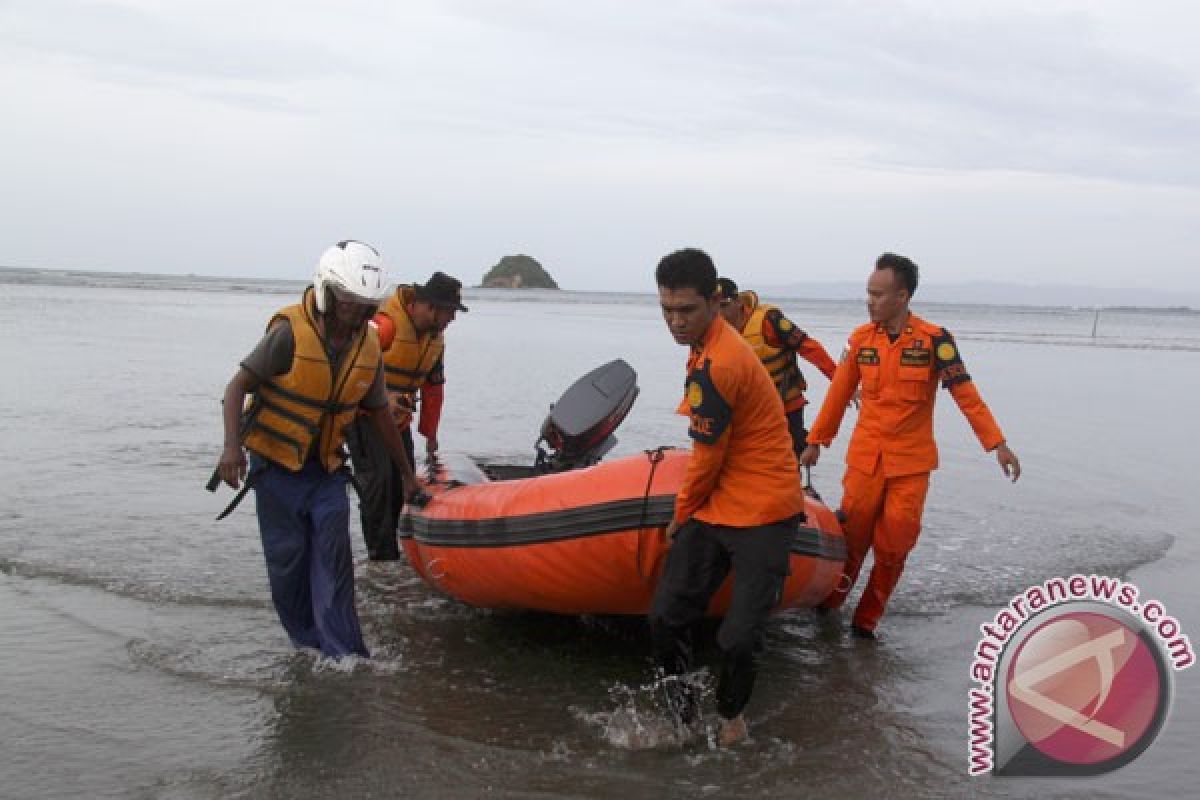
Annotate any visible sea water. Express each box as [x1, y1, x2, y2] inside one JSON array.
[[1, 271, 1197, 798]]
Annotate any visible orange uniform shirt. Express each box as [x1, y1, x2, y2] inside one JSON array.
[[674, 316, 806, 526], [807, 313, 1005, 478]]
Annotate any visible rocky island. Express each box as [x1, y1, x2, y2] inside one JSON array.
[[480, 255, 559, 289]]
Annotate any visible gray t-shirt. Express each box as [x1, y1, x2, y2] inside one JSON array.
[[240, 320, 388, 410]]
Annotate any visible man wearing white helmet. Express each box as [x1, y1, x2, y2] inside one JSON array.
[[215, 240, 425, 659]]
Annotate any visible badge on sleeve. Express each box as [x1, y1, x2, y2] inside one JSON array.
[[933, 329, 971, 387], [685, 359, 731, 444]]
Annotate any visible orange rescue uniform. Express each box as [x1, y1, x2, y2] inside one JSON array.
[[806, 313, 1006, 631], [674, 316, 805, 527]]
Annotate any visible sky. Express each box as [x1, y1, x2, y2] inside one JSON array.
[[2, 0, 1199, 293]]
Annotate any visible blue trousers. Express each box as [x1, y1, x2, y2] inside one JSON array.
[[252, 458, 369, 659]]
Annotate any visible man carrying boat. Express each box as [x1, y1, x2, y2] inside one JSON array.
[[651, 248, 807, 746], [714, 276, 837, 460], [799, 252, 1021, 639], [215, 240, 426, 659], [346, 271, 467, 561]]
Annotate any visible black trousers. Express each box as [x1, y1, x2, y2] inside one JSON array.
[[786, 406, 808, 462], [649, 517, 794, 720], [345, 416, 414, 561]]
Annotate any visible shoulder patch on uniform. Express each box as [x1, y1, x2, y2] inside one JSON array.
[[685, 358, 731, 445], [933, 329, 971, 387]]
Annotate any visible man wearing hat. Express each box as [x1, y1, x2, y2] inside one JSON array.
[[714, 276, 837, 461], [347, 271, 468, 560]]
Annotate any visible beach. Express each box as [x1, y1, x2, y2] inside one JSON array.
[[1, 272, 1197, 799]]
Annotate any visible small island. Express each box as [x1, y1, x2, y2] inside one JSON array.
[[480, 254, 559, 289]]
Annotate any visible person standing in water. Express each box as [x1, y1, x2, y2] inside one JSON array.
[[799, 252, 1020, 639], [650, 248, 806, 746], [216, 240, 426, 659], [346, 271, 466, 561]]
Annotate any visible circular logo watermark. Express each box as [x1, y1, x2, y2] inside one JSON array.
[[967, 576, 1191, 777], [1004, 609, 1168, 772]]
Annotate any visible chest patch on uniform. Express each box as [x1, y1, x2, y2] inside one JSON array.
[[685, 359, 731, 445], [900, 347, 932, 366], [857, 347, 880, 365]]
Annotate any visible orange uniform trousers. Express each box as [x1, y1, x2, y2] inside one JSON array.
[[821, 463, 930, 632]]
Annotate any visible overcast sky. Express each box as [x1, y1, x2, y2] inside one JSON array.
[[2, 0, 1198, 292]]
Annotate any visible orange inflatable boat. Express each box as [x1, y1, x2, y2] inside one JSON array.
[[398, 360, 845, 615]]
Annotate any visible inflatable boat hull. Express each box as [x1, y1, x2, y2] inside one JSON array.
[[400, 448, 845, 615]]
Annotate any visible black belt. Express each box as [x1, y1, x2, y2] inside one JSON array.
[[205, 464, 263, 521]]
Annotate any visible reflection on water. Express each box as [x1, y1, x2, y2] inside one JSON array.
[[0, 276, 1196, 799]]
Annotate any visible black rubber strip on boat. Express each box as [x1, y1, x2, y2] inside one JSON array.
[[400, 493, 846, 561]]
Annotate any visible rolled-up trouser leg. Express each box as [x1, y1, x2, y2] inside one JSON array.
[[713, 520, 793, 719], [346, 417, 412, 560], [851, 472, 929, 632], [649, 520, 729, 723], [821, 464, 886, 610], [308, 468, 369, 658], [253, 464, 320, 650]]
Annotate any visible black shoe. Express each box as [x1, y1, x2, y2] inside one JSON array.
[[850, 625, 877, 640], [813, 604, 834, 617], [368, 550, 401, 562]]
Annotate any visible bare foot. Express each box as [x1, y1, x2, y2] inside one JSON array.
[[717, 714, 748, 747]]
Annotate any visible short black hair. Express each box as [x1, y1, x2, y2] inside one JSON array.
[[656, 248, 718, 298], [715, 277, 739, 302], [876, 252, 919, 296]]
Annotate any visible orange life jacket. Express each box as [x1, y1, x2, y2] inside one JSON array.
[[242, 288, 381, 472], [376, 286, 445, 401], [740, 291, 806, 404]]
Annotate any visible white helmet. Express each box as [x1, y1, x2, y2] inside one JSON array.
[[313, 239, 389, 312]]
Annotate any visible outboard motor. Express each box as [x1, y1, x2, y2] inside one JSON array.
[[535, 359, 639, 472]]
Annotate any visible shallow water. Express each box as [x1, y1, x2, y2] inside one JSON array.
[[1, 275, 1197, 798]]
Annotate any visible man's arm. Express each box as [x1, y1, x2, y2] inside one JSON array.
[[365, 404, 425, 501], [763, 309, 837, 380], [671, 360, 735, 530], [674, 429, 732, 527], [417, 355, 446, 453], [218, 367, 259, 488], [218, 322, 292, 488], [798, 337, 861, 468], [936, 329, 1020, 482]]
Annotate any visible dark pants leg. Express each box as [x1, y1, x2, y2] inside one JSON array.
[[254, 464, 320, 651], [786, 407, 808, 464], [649, 521, 730, 723], [712, 521, 792, 719], [254, 460, 369, 657], [346, 416, 413, 561]]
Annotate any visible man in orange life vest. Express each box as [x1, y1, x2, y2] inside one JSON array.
[[650, 248, 807, 746], [715, 276, 837, 460], [346, 271, 466, 561], [799, 253, 1021, 638], [216, 241, 426, 659]]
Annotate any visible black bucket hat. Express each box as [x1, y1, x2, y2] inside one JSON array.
[[414, 271, 469, 312], [716, 276, 739, 304]]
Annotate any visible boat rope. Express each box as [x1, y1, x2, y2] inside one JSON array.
[[637, 446, 668, 578], [802, 464, 823, 503]]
